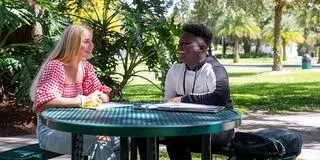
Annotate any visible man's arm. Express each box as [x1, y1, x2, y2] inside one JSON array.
[[163, 67, 178, 102], [181, 65, 231, 106]]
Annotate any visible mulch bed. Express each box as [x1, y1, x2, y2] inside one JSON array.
[[0, 103, 36, 137]]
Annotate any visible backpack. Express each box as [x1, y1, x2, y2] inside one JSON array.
[[230, 129, 302, 160]]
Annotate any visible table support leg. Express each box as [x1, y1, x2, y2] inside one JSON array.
[[130, 137, 137, 160], [120, 137, 129, 160], [155, 137, 159, 160], [147, 137, 158, 160], [71, 133, 88, 160], [201, 134, 212, 160]]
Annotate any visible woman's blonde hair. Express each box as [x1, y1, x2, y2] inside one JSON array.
[[29, 24, 92, 101]]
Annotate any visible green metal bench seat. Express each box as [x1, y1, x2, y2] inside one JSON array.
[[0, 143, 62, 160]]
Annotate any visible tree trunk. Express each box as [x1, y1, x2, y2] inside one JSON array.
[[272, 0, 285, 71], [112, 77, 128, 97], [243, 38, 251, 54], [25, 0, 42, 44], [233, 38, 240, 63], [282, 40, 287, 61], [255, 38, 261, 54], [208, 45, 212, 56], [0, 83, 4, 103], [222, 38, 227, 57]]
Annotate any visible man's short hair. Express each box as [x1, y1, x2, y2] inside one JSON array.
[[182, 24, 212, 47]]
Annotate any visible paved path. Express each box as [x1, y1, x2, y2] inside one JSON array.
[[223, 63, 320, 69], [1, 111, 320, 159], [221, 57, 320, 70]]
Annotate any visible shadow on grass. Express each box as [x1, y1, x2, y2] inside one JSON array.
[[231, 81, 320, 112]]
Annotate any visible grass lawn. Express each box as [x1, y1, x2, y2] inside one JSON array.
[[227, 68, 320, 113], [158, 152, 227, 160], [219, 57, 320, 65], [121, 65, 320, 114]]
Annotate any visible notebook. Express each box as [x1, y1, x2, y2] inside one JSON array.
[[135, 102, 225, 113], [83, 102, 133, 110]]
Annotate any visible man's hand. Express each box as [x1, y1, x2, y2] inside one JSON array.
[[166, 96, 182, 103]]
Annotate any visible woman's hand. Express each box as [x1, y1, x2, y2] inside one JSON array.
[[77, 90, 110, 108], [87, 91, 100, 100], [77, 91, 102, 108], [97, 136, 111, 141], [88, 90, 110, 102], [97, 91, 110, 102]]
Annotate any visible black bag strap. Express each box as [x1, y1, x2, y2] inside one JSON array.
[[267, 138, 286, 156]]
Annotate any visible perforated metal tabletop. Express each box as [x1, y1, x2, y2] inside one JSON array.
[[40, 105, 241, 137]]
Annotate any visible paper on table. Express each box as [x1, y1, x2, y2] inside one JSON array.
[[84, 102, 132, 110], [137, 102, 225, 113]]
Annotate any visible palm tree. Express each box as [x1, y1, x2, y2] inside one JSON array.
[[272, 0, 286, 70], [300, 2, 320, 58], [262, 13, 304, 61], [25, 0, 42, 44], [212, 0, 307, 70], [215, 7, 260, 63], [280, 14, 304, 60]]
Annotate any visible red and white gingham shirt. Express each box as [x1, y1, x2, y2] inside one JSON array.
[[33, 60, 112, 114]]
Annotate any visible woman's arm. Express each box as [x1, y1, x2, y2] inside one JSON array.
[[44, 91, 109, 109], [33, 60, 65, 114], [82, 61, 112, 98], [44, 96, 82, 108]]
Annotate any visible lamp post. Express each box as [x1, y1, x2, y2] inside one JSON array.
[[316, 13, 320, 64], [317, 26, 320, 63]]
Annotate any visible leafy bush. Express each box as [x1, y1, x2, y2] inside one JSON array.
[[1, 0, 181, 105], [214, 54, 234, 59], [241, 52, 273, 58], [297, 42, 313, 56], [0, 45, 46, 105]]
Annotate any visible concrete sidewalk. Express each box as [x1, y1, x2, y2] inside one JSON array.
[[1, 111, 320, 159]]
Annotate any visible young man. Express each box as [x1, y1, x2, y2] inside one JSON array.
[[136, 23, 234, 160], [162, 23, 234, 160]]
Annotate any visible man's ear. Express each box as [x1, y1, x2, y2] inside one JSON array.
[[199, 43, 207, 52]]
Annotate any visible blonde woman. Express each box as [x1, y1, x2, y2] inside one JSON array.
[[30, 24, 119, 160]]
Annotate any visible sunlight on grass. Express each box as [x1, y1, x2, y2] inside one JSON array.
[[218, 57, 314, 65], [122, 66, 320, 113]]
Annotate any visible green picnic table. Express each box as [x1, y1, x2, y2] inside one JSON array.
[[39, 102, 241, 160]]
